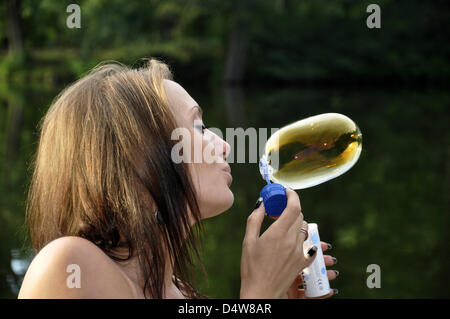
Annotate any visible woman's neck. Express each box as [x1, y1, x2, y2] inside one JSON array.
[[111, 245, 183, 298]]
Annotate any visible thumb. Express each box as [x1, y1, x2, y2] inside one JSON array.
[[304, 245, 318, 267], [245, 197, 265, 241]]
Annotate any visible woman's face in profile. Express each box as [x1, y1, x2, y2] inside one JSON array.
[[163, 80, 234, 220]]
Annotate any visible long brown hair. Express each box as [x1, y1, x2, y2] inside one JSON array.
[[26, 59, 205, 298]]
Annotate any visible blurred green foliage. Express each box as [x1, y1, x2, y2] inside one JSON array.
[[0, 0, 449, 298], [1, 0, 449, 84]]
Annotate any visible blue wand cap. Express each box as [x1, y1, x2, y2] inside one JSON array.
[[260, 183, 287, 217]]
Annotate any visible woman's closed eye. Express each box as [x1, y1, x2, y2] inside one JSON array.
[[194, 122, 208, 135]]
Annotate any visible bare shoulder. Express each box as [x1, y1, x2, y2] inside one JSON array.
[[18, 236, 135, 299]]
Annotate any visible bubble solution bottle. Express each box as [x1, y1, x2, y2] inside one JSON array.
[[258, 113, 362, 297]]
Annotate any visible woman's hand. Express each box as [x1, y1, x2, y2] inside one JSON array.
[[285, 241, 339, 299], [240, 189, 317, 299]]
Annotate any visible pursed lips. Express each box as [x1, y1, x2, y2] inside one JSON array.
[[222, 164, 232, 185], [222, 164, 231, 174]]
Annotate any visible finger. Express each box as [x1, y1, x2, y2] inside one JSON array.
[[287, 273, 304, 299], [327, 270, 339, 281], [290, 216, 307, 240], [244, 198, 266, 241], [321, 242, 332, 252], [304, 288, 337, 299], [296, 220, 308, 248], [296, 288, 306, 299], [315, 288, 337, 299], [323, 255, 337, 267], [303, 245, 318, 267], [298, 269, 338, 287], [274, 188, 302, 230], [296, 272, 303, 287]]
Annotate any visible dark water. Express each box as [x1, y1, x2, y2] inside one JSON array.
[[0, 83, 449, 298]]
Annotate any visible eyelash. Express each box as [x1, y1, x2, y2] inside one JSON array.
[[195, 123, 208, 134]]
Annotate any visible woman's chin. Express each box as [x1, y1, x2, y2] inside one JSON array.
[[224, 189, 234, 210], [201, 190, 234, 219], [216, 191, 235, 217]]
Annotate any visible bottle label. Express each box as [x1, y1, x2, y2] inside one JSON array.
[[302, 223, 331, 298]]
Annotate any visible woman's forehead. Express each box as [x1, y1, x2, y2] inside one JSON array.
[[163, 79, 198, 115]]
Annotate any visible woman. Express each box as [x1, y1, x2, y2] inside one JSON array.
[[18, 59, 338, 299]]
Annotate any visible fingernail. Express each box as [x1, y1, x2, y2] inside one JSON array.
[[254, 197, 263, 210], [307, 246, 317, 257], [326, 243, 333, 250], [333, 288, 339, 295], [334, 270, 340, 277], [332, 257, 337, 265]]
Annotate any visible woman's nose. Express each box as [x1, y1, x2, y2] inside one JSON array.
[[208, 131, 230, 160], [222, 139, 231, 160]]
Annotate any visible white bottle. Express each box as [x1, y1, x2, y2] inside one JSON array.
[[302, 223, 331, 298]]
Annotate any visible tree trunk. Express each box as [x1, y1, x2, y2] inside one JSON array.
[[224, 86, 246, 127], [5, 99, 24, 167], [223, 18, 249, 86], [6, 0, 24, 55]]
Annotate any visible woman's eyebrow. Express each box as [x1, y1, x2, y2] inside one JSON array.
[[192, 105, 203, 118]]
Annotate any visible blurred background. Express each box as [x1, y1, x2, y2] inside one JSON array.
[[0, 0, 449, 298]]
